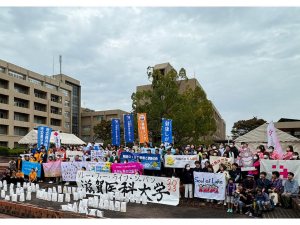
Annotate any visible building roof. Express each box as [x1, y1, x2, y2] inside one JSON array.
[[153, 62, 173, 70], [278, 118, 300, 122]]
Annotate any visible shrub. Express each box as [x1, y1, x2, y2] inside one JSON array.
[[0, 146, 10, 156]]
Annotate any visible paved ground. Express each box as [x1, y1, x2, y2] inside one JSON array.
[[0, 213, 18, 218]]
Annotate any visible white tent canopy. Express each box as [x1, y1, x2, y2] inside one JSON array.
[[234, 123, 300, 152], [18, 129, 86, 145]]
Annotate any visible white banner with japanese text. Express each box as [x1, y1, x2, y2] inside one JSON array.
[[76, 171, 180, 206], [193, 172, 226, 200], [209, 156, 234, 172]]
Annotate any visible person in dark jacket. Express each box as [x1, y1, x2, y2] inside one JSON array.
[[256, 172, 271, 193], [243, 175, 256, 193], [230, 141, 239, 159], [182, 164, 194, 199], [193, 161, 202, 172]]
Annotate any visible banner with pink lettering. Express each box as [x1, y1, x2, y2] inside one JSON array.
[[111, 162, 144, 175], [267, 121, 284, 159], [260, 160, 300, 184], [43, 161, 62, 177]]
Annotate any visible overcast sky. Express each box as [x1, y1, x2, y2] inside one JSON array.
[[0, 7, 299, 135]]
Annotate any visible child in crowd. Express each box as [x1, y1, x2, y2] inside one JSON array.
[[29, 168, 37, 183], [226, 178, 236, 213]]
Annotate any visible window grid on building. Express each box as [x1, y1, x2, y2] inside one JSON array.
[[8, 70, 26, 80], [28, 77, 43, 86]]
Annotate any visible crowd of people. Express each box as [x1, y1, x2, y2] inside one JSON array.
[[1, 141, 299, 217]]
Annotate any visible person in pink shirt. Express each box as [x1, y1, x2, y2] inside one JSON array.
[[256, 145, 266, 159], [282, 145, 294, 160], [268, 146, 280, 160]]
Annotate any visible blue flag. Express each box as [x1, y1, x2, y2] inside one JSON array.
[[111, 119, 121, 146], [37, 126, 52, 151], [161, 118, 173, 144], [124, 114, 134, 143]]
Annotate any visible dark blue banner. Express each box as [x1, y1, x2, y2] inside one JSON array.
[[111, 119, 121, 146], [120, 152, 161, 170], [123, 114, 134, 143], [22, 161, 42, 178], [37, 126, 52, 151], [161, 119, 173, 144]]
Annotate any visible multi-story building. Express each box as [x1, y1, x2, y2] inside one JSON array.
[[0, 59, 80, 149], [80, 108, 129, 143], [137, 63, 226, 141], [275, 118, 300, 139]]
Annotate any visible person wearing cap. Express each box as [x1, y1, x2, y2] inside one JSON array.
[[242, 174, 256, 193]]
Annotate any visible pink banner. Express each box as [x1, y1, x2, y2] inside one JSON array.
[[43, 161, 62, 177], [111, 162, 143, 175]]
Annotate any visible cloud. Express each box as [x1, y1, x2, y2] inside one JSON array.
[[0, 7, 299, 135]]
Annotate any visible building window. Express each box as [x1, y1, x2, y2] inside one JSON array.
[[34, 89, 47, 99], [64, 122, 70, 129], [14, 126, 29, 136], [64, 111, 70, 118], [0, 125, 8, 135], [28, 77, 42, 86], [34, 115, 46, 124], [0, 141, 8, 147], [0, 78, 9, 89], [34, 102, 47, 112], [51, 118, 61, 126], [14, 83, 29, 95], [82, 126, 91, 133], [14, 98, 29, 108], [8, 70, 26, 80], [0, 110, 8, 119], [0, 67, 5, 73], [51, 94, 61, 103], [59, 88, 69, 97], [0, 94, 8, 104], [64, 100, 70, 107], [51, 106, 62, 115], [96, 115, 104, 121], [45, 83, 57, 90], [14, 112, 29, 122]]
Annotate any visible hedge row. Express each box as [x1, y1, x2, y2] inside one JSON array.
[[0, 147, 27, 156]]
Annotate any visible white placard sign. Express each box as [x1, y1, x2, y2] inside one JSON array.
[[164, 155, 198, 168]]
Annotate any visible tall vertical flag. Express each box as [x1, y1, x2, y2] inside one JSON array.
[[111, 119, 121, 146], [267, 121, 284, 159], [137, 113, 149, 143], [162, 118, 173, 144], [37, 126, 52, 151], [124, 114, 134, 143], [53, 131, 61, 149]]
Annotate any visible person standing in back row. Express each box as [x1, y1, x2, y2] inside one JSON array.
[[182, 164, 194, 202]]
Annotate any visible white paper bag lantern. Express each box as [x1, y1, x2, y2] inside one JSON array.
[[115, 192, 121, 201], [58, 186, 62, 194], [61, 205, 68, 211], [3, 185, 7, 192], [109, 200, 115, 211], [36, 184, 40, 190], [12, 194, 17, 202], [19, 193, 25, 202], [142, 195, 147, 205], [73, 192, 79, 201], [26, 191, 31, 201], [1, 190, 5, 198], [10, 183, 14, 189], [72, 187, 77, 194], [16, 188, 20, 195], [42, 191, 47, 200], [82, 199, 88, 208], [27, 186, 32, 193], [115, 201, 121, 211], [5, 195, 10, 201], [17, 182, 21, 188], [65, 193, 71, 202], [104, 200, 109, 210], [31, 184, 36, 192], [47, 192, 52, 201], [52, 187, 57, 193], [78, 191, 83, 200], [23, 182, 27, 189], [3, 180, 7, 186], [120, 202, 127, 212], [89, 209, 96, 217], [67, 204, 73, 212], [63, 186, 67, 194], [67, 187, 72, 194], [58, 194, 64, 202], [73, 202, 78, 213], [48, 187, 52, 193], [96, 210, 104, 218], [52, 193, 58, 202]]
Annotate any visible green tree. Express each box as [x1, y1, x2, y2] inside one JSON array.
[[93, 120, 111, 145], [231, 117, 266, 139], [131, 67, 216, 146]]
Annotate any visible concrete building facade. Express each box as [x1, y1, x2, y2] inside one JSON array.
[[80, 108, 129, 143], [0, 59, 80, 148], [137, 63, 226, 141], [275, 118, 300, 139]]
